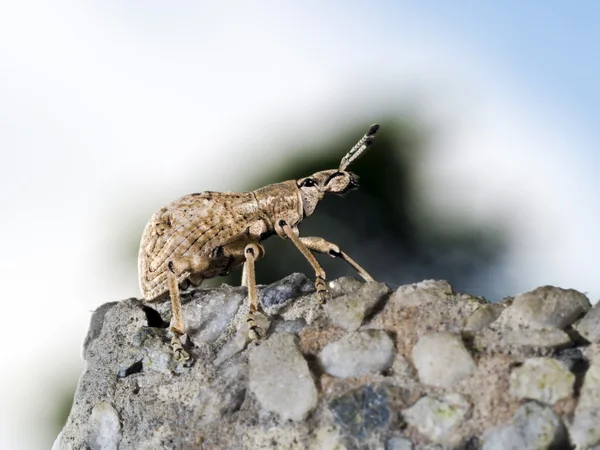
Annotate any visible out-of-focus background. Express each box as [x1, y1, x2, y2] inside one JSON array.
[[1, 1, 599, 448]]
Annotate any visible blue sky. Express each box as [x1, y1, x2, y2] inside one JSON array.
[[407, 1, 599, 152]]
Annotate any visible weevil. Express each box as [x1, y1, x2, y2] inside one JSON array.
[[138, 124, 380, 361]]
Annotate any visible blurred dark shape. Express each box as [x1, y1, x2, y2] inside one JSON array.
[[234, 119, 507, 300]]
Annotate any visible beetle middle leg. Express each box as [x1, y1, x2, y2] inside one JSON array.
[[279, 221, 330, 304], [299, 236, 375, 282], [241, 242, 265, 340]]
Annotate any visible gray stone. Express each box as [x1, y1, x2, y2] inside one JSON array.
[[318, 330, 395, 378], [412, 332, 476, 388], [482, 402, 567, 450], [571, 361, 600, 449], [498, 286, 591, 330], [575, 301, 600, 343], [325, 281, 390, 331], [88, 402, 121, 450], [402, 393, 470, 444], [386, 436, 413, 450], [249, 332, 317, 421], [261, 272, 314, 307], [388, 280, 453, 307], [509, 357, 574, 404]]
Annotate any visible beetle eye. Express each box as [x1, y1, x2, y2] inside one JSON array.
[[301, 178, 316, 188]]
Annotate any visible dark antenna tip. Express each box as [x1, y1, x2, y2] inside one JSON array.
[[367, 124, 380, 136]]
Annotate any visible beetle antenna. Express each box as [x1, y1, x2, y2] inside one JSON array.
[[338, 124, 380, 171]]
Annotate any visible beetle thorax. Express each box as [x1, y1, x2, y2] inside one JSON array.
[[253, 180, 304, 228]]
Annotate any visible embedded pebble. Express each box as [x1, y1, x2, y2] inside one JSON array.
[[389, 280, 454, 307], [464, 303, 503, 331], [183, 287, 246, 344], [328, 385, 391, 440], [318, 330, 395, 378], [509, 357, 574, 404], [87, 402, 121, 450], [482, 402, 567, 450], [497, 286, 590, 329], [575, 301, 600, 343], [386, 436, 414, 450], [412, 332, 476, 388], [325, 281, 390, 331], [308, 427, 348, 450], [503, 327, 571, 348], [328, 276, 364, 297], [260, 272, 314, 308], [249, 332, 317, 421], [570, 361, 600, 449], [402, 393, 470, 444]]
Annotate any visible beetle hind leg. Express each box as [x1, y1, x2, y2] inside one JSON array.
[[167, 266, 190, 362], [242, 242, 266, 341]]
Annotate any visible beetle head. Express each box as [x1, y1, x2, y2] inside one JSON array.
[[297, 124, 379, 217]]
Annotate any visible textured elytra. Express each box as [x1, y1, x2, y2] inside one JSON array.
[[139, 191, 277, 300]]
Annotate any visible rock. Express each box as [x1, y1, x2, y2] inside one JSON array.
[[328, 385, 392, 441], [325, 281, 390, 331], [509, 357, 574, 404], [57, 277, 600, 449], [88, 402, 121, 450], [318, 330, 395, 378], [571, 361, 600, 449], [575, 301, 600, 343], [249, 332, 318, 421], [403, 393, 470, 444], [482, 402, 567, 450], [261, 272, 314, 308], [497, 286, 591, 330], [388, 280, 453, 307], [412, 332, 476, 388]]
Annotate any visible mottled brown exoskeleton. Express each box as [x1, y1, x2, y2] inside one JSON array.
[[139, 124, 380, 361]]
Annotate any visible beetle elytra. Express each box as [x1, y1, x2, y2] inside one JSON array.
[[138, 124, 380, 361]]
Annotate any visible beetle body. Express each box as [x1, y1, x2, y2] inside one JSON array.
[[137, 124, 379, 361], [139, 182, 302, 300]]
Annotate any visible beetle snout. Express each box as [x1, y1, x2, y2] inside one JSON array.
[[348, 172, 359, 189]]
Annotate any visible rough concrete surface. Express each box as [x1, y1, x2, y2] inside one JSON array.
[[56, 275, 600, 449]]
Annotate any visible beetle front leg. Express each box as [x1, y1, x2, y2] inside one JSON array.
[[279, 221, 330, 305], [299, 236, 375, 282], [242, 242, 266, 340]]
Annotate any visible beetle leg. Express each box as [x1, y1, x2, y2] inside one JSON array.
[[166, 264, 190, 362], [299, 236, 375, 282], [279, 221, 330, 305], [242, 243, 264, 340]]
